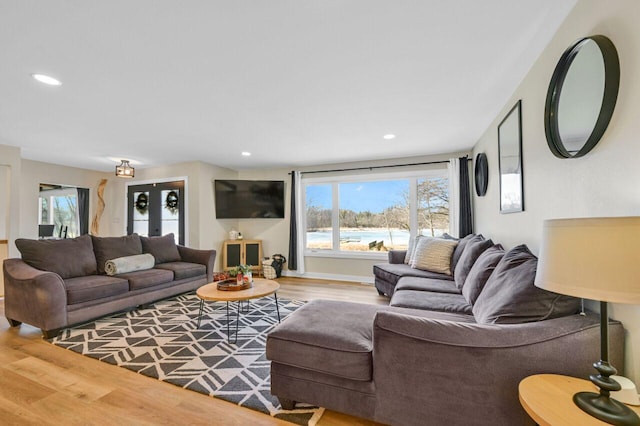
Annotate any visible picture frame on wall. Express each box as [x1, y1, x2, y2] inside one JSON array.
[[498, 100, 524, 213]]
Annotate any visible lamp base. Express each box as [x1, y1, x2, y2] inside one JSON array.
[[574, 391, 640, 426]]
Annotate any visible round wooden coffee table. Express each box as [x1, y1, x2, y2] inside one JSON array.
[[196, 278, 281, 343]]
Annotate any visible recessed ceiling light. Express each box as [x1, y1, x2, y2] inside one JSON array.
[[383, 134, 396, 140], [241, 152, 251, 156], [31, 73, 62, 86]]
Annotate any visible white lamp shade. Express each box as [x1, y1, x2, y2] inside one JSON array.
[[535, 217, 640, 304]]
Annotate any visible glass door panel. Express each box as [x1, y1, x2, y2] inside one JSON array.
[[132, 191, 150, 237], [127, 181, 185, 245]]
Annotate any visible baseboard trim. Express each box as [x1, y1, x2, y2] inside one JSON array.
[[281, 270, 374, 285]]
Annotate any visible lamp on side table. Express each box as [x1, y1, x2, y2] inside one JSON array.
[[534, 217, 640, 426]]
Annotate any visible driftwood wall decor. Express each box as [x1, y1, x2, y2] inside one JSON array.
[[90, 178, 108, 235]]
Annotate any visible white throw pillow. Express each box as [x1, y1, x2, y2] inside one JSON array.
[[409, 237, 458, 275], [404, 235, 425, 264]]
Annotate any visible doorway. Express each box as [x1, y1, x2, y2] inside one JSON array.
[[127, 180, 185, 245]]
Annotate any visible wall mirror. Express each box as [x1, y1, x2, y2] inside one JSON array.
[[544, 35, 620, 158], [498, 100, 523, 213], [474, 153, 488, 197]]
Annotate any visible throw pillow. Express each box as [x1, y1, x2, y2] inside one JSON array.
[[454, 238, 494, 289], [140, 233, 181, 264], [472, 244, 580, 324], [461, 244, 504, 305], [409, 237, 458, 275], [450, 233, 479, 273], [15, 234, 97, 279], [404, 235, 424, 264], [92, 234, 143, 274]]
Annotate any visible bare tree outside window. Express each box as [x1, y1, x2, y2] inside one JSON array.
[[417, 177, 449, 236]]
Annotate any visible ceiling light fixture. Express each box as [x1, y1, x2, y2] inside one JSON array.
[[115, 160, 135, 178], [383, 134, 396, 140], [31, 73, 62, 86], [241, 152, 251, 156]]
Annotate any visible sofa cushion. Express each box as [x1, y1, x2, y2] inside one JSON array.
[[472, 245, 580, 324], [64, 275, 129, 305], [155, 262, 206, 280], [462, 244, 505, 305], [16, 235, 97, 279], [450, 233, 477, 274], [395, 276, 461, 294], [410, 237, 458, 275], [141, 234, 181, 264], [374, 263, 453, 287], [92, 234, 143, 274], [404, 235, 425, 264], [116, 268, 175, 291], [267, 300, 382, 381], [390, 290, 472, 315], [454, 238, 494, 289]]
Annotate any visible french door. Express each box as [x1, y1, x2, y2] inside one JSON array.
[[127, 180, 185, 245]]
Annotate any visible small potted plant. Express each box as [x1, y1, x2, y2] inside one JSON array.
[[238, 264, 252, 284]]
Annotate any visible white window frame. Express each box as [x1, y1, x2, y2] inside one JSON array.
[[302, 168, 448, 260]]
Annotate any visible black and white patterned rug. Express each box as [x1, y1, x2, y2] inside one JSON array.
[[49, 293, 323, 425]]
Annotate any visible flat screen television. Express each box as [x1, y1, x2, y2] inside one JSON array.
[[214, 180, 285, 219]]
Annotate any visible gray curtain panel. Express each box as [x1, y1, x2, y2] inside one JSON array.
[[77, 187, 90, 235], [288, 171, 298, 270], [458, 156, 472, 237]]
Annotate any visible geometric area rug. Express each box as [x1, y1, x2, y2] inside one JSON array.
[[48, 292, 324, 425]]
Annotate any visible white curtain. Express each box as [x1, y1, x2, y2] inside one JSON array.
[[293, 171, 305, 274], [448, 158, 460, 237]]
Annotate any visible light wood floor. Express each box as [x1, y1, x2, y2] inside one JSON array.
[[0, 277, 387, 425]]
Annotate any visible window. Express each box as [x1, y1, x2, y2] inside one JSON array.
[[38, 187, 80, 238], [303, 169, 449, 257]]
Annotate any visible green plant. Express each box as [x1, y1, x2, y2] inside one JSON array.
[[228, 267, 238, 277], [238, 264, 252, 274]]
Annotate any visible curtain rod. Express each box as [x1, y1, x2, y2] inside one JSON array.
[[292, 156, 470, 175]]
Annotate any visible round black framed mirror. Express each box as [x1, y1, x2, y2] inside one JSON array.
[[544, 35, 620, 158], [475, 153, 488, 196]]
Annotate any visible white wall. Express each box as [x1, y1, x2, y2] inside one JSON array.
[[103, 161, 238, 270], [0, 144, 22, 257], [0, 165, 9, 240], [20, 160, 108, 240], [472, 0, 640, 383]]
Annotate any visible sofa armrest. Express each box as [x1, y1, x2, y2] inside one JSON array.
[[388, 250, 406, 264], [371, 310, 624, 426], [3, 258, 68, 332], [177, 246, 216, 282]]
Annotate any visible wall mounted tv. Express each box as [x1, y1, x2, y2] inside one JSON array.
[[214, 180, 285, 219]]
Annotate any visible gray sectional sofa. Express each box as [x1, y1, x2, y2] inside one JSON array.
[[3, 233, 215, 338], [266, 234, 625, 426]]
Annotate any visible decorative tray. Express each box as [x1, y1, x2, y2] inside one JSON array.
[[217, 278, 253, 291]]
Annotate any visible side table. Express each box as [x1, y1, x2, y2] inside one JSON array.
[[519, 374, 640, 425]]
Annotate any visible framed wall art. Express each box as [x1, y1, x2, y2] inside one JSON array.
[[498, 100, 523, 213]]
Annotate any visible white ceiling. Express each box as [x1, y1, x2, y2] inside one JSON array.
[[0, 1, 576, 172]]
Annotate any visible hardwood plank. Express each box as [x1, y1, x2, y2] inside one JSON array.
[[0, 368, 54, 405], [0, 277, 387, 425], [0, 399, 44, 425]]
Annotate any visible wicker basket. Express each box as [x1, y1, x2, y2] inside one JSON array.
[[262, 259, 277, 279]]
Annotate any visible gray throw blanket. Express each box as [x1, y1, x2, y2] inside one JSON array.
[[105, 253, 155, 276]]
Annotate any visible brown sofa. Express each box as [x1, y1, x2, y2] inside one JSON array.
[[3, 233, 215, 338], [266, 235, 625, 425]]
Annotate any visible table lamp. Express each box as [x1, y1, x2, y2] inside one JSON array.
[[535, 217, 640, 425]]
